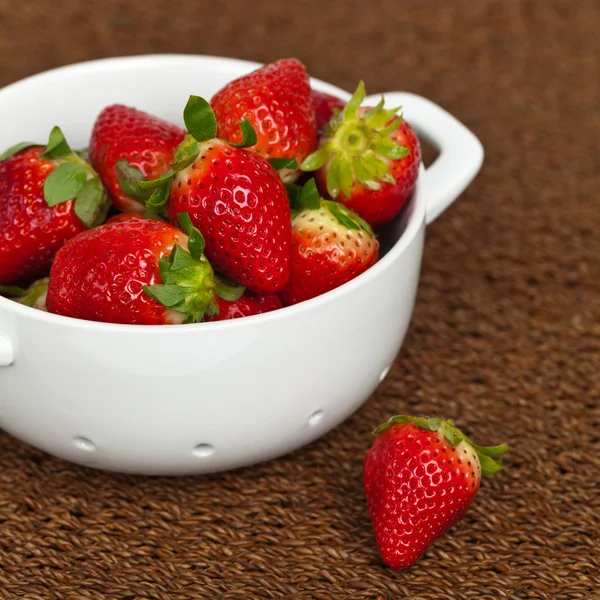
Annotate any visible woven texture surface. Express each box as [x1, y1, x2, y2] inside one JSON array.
[[1, 1, 599, 598]]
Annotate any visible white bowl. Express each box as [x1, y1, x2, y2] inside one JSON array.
[[0, 55, 483, 475]]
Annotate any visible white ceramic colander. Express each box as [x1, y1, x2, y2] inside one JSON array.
[[0, 55, 483, 475]]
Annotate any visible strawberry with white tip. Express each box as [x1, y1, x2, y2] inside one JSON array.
[[363, 415, 508, 571], [280, 179, 379, 306]]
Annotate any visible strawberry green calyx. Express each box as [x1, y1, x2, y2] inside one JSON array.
[[375, 415, 508, 476], [300, 81, 410, 199], [125, 95, 259, 216], [0, 128, 110, 228], [40, 126, 110, 228], [0, 141, 38, 161], [143, 212, 244, 323], [291, 178, 375, 235]]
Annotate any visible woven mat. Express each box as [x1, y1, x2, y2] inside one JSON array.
[[1, 1, 599, 598]]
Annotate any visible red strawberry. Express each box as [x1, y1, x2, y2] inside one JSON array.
[[210, 58, 317, 165], [135, 95, 292, 294], [280, 180, 379, 306], [89, 105, 185, 213], [0, 129, 110, 286], [363, 416, 508, 571], [311, 89, 346, 137], [46, 214, 242, 325], [204, 290, 282, 321], [301, 82, 421, 228]]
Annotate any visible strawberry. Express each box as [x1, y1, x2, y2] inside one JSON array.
[[0, 129, 110, 286], [204, 290, 282, 321], [133, 95, 292, 294], [89, 104, 185, 213], [311, 89, 346, 137], [363, 416, 508, 571], [46, 214, 242, 325], [279, 179, 379, 306], [210, 58, 317, 166], [301, 82, 421, 228]]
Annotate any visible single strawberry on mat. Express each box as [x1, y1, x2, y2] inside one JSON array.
[[363, 415, 507, 570]]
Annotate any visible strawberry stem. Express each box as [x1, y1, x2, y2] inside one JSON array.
[[300, 81, 410, 199], [374, 415, 508, 476]]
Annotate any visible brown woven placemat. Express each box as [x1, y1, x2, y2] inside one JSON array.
[[1, 1, 599, 598]]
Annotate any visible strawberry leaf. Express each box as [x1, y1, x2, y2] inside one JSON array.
[[205, 298, 220, 318], [343, 80, 366, 121], [478, 454, 504, 476], [326, 153, 342, 199], [0, 279, 48, 309], [168, 245, 200, 273], [143, 229, 218, 323], [43, 162, 88, 206], [0, 141, 37, 161], [0, 285, 28, 297], [184, 95, 217, 142], [269, 157, 299, 170], [228, 118, 257, 148], [353, 157, 381, 190], [159, 256, 171, 282], [41, 126, 72, 159], [116, 160, 152, 201], [327, 201, 360, 231], [298, 179, 321, 210], [137, 171, 174, 190], [187, 226, 205, 261], [145, 184, 170, 212], [171, 135, 200, 172], [177, 212, 194, 236], [74, 176, 111, 228], [374, 137, 410, 160], [214, 282, 245, 302], [177, 213, 205, 260], [472, 443, 509, 457], [144, 284, 188, 307], [300, 147, 329, 172], [440, 421, 464, 447], [363, 97, 385, 119], [338, 154, 354, 199]]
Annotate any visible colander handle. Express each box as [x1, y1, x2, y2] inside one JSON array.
[[365, 91, 484, 225]]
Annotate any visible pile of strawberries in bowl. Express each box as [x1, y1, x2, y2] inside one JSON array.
[[0, 58, 421, 325]]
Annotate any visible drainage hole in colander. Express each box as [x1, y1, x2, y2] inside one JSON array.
[[73, 436, 96, 452], [192, 443, 215, 458], [308, 410, 324, 426]]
